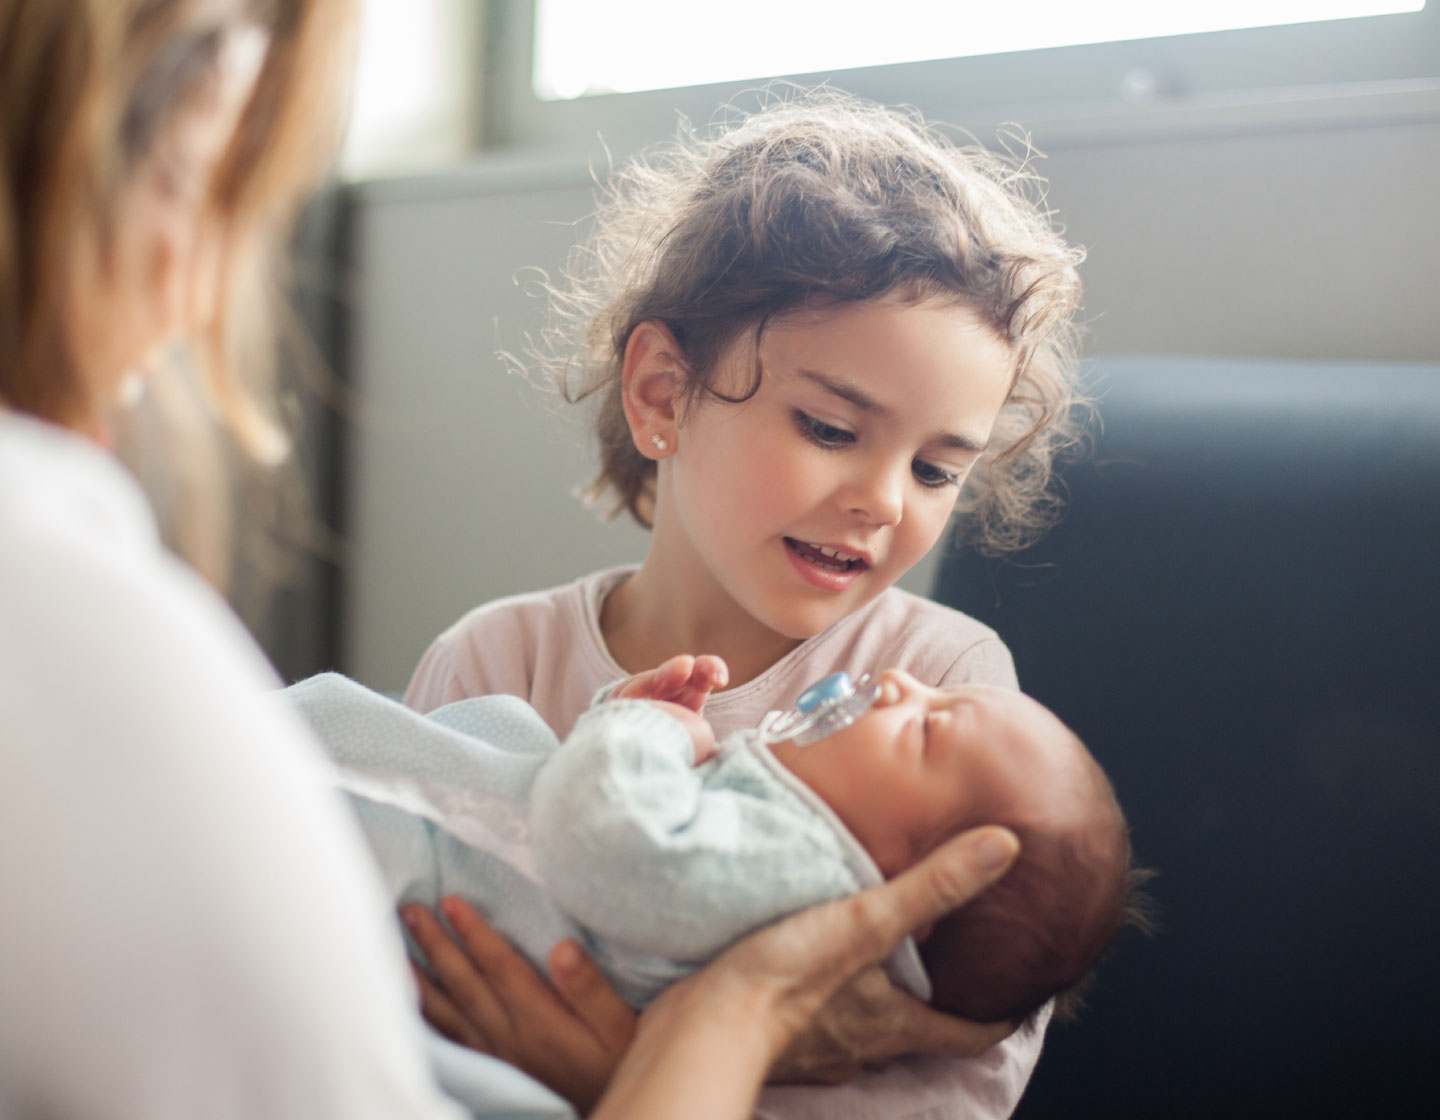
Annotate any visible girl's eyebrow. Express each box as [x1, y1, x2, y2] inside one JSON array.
[[798, 367, 989, 452], [799, 367, 878, 412]]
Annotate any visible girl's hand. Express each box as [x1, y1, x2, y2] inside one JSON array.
[[590, 826, 1022, 1120], [401, 898, 636, 1113], [610, 654, 727, 763]]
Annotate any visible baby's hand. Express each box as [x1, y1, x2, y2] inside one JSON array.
[[610, 654, 728, 712], [609, 655, 727, 764], [641, 700, 719, 765]]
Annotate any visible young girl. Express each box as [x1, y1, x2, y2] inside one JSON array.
[[404, 92, 1085, 1118]]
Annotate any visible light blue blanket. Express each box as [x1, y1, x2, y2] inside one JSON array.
[[284, 673, 929, 1117]]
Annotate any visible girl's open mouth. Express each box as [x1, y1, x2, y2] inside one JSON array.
[[784, 538, 869, 574]]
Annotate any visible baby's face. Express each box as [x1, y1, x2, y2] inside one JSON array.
[[768, 671, 1085, 877]]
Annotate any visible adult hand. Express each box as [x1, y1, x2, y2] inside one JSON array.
[[401, 898, 636, 1113], [590, 825, 1021, 1120], [772, 964, 1015, 1084]]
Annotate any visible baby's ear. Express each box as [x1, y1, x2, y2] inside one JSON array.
[[621, 320, 686, 457]]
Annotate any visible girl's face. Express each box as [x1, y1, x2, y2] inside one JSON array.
[[661, 295, 1014, 644]]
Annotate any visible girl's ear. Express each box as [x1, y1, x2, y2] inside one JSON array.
[[621, 320, 686, 459]]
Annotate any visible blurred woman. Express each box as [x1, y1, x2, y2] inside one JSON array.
[[0, 3, 1016, 1117]]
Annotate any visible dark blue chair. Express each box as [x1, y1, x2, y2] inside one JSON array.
[[933, 358, 1440, 1118]]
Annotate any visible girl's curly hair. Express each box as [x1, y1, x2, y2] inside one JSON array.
[[536, 89, 1087, 555]]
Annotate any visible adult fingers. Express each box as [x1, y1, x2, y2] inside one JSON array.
[[891, 1003, 1018, 1059], [438, 896, 571, 1016], [436, 918, 631, 1113], [770, 961, 1012, 1080], [402, 903, 511, 1038], [815, 977, 1015, 1064], [825, 826, 1019, 975], [549, 939, 638, 1053], [411, 961, 489, 1051]]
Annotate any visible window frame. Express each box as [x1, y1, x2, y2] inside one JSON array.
[[479, 1, 1440, 153]]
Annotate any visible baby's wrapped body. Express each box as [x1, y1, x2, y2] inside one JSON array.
[[284, 672, 930, 1010]]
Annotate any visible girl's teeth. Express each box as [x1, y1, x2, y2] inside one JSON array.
[[789, 538, 862, 571]]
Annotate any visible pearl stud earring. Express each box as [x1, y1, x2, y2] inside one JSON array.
[[651, 433, 669, 452]]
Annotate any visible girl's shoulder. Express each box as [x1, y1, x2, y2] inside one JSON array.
[[436, 565, 636, 645], [406, 566, 636, 724]]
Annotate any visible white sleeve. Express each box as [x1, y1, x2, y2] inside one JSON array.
[[0, 532, 462, 1118]]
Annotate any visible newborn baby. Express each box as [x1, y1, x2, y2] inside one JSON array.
[[600, 655, 1133, 1023], [285, 657, 1133, 1026]]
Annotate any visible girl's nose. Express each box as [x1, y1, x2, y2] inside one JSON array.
[[844, 457, 906, 526]]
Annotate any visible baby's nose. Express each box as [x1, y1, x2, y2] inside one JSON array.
[[876, 668, 919, 704]]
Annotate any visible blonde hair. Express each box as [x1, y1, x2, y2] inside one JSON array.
[[0, 0, 354, 579], [540, 90, 1087, 555]]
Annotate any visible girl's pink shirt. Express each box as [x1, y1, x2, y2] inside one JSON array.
[[404, 564, 1047, 1120], [404, 566, 1018, 738]]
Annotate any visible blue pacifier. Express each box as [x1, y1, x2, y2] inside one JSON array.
[[758, 671, 881, 747]]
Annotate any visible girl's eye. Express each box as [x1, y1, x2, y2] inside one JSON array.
[[794, 411, 855, 449], [912, 459, 961, 489]]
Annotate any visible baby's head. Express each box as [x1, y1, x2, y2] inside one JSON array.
[[768, 671, 1133, 1024], [536, 89, 1085, 555]]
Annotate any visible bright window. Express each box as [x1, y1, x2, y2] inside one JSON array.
[[343, 0, 478, 176], [534, 1, 1426, 100]]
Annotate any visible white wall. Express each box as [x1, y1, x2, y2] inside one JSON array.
[[341, 112, 1440, 692]]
